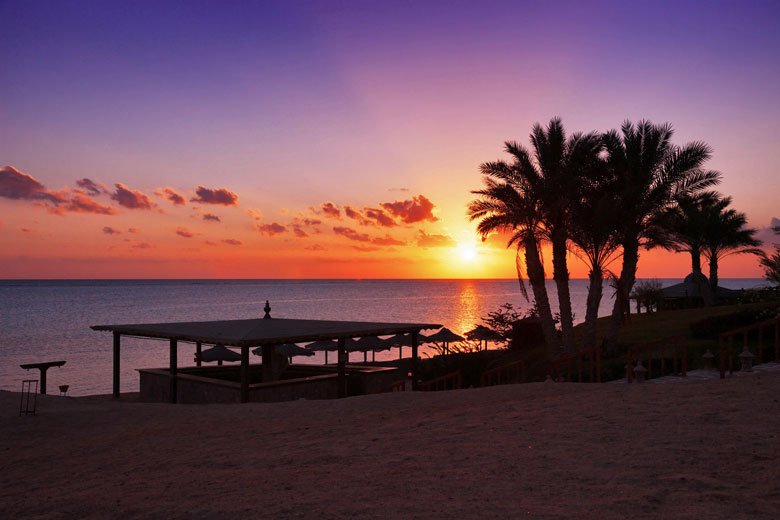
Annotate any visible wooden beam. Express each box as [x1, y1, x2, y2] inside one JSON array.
[[411, 330, 419, 391], [196, 341, 202, 367], [240, 345, 249, 403], [337, 337, 346, 398], [169, 339, 177, 404], [113, 332, 120, 398]]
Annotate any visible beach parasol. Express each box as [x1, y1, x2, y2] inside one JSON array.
[[305, 339, 338, 364], [384, 332, 429, 360], [466, 325, 504, 350], [200, 344, 242, 364], [253, 343, 314, 363], [349, 336, 389, 363], [425, 327, 465, 355]]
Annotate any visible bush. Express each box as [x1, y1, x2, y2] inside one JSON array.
[[689, 308, 776, 340]]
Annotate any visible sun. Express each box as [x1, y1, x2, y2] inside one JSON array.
[[459, 243, 477, 262]]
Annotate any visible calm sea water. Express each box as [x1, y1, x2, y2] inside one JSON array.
[[0, 278, 766, 395]]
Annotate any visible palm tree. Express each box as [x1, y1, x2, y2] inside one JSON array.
[[468, 167, 560, 357], [760, 251, 780, 285], [490, 119, 601, 353], [602, 121, 721, 349], [701, 197, 762, 298], [650, 192, 724, 306], [568, 163, 622, 350]]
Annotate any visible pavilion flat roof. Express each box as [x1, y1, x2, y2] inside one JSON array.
[[91, 318, 441, 347]]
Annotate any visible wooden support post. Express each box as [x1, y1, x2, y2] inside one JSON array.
[[196, 341, 202, 367], [325, 350, 328, 365], [337, 337, 346, 398], [262, 344, 275, 382], [240, 345, 249, 403], [775, 323, 779, 362], [169, 339, 178, 404], [411, 330, 419, 391], [113, 332, 120, 398], [719, 336, 725, 379], [399, 345, 403, 360]]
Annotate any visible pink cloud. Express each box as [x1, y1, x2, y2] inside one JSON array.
[[64, 193, 116, 215], [156, 187, 187, 205], [128, 227, 140, 233], [102, 226, 121, 235], [191, 186, 238, 206], [76, 178, 108, 196], [247, 208, 263, 221], [304, 244, 326, 251], [0, 166, 66, 205], [222, 238, 243, 246], [292, 227, 308, 238], [132, 242, 153, 249], [319, 202, 341, 219], [333, 226, 371, 242], [257, 222, 287, 236], [175, 226, 195, 238], [381, 195, 438, 224], [372, 234, 405, 246], [417, 230, 456, 247], [202, 213, 221, 222], [111, 183, 155, 210], [364, 208, 396, 227]]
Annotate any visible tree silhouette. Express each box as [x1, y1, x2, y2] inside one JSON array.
[[601, 121, 720, 349]]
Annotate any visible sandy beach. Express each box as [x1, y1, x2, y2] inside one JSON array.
[[2, 372, 779, 519]]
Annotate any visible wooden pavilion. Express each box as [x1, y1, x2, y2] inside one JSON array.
[[91, 313, 440, 403]]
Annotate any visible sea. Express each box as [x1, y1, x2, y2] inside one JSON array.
[[0, 278, 768, 396]]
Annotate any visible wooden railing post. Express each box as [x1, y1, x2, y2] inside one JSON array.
[[719, 336, 725, 379]]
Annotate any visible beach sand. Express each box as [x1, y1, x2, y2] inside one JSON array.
[[2, 372, 779, 519]]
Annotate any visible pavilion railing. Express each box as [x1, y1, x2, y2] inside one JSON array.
[[481, 360, 526, 387], [549, 346, 601, 383], [419, 371, 462, 392], [626, 334, 686, 383], [719, 317, 780, 378], [376, 380, 407, 393]]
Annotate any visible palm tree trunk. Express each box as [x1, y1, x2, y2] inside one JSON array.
[[605, 238, 638, 353], [582, 267, 604, 351], [522, 236, 560, 358], [551, 229, 575, 353], [690, 250, 712, 306], [709, 255, 719, 304]]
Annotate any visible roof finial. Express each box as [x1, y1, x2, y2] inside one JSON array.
[[264, 300, 271, 319]]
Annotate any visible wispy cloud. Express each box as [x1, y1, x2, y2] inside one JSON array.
[[175, 226, 195, 238], [102, 226, 122, 235], [416, 230, 455, 247]]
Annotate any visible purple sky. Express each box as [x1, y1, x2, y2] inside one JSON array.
[[1, 0, 778, 277]]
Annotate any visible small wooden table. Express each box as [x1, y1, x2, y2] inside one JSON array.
[[20, 361, 66, 395]]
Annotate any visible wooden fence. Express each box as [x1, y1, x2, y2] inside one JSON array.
[[480, 360, 526, 387], [626, 334, 686, 383], [719, 317, 780, 378], [419, 371, 462, 392], [549, 346, 601, 383]]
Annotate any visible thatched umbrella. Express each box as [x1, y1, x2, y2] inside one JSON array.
[[253, 343, 314, 363], [349, 336, 389, 363], [200, 344, 241, 365], [466, 325, 504, 350], [425, 327, 465, 355], [384, 332, 429, 360], [305, 339, 338, 364]]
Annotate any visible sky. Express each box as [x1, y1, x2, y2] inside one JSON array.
[[1, 0, 778, 279]]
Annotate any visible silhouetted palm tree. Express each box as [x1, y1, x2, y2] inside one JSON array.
[[701, 197, 762, 298], [520, 119, 602, 353], [760, 251, 780, 285], [650, 192, 723, 305], [602, 121, 721, 348], [468, 166, 560, 356], [568, 163, 622, 350]]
